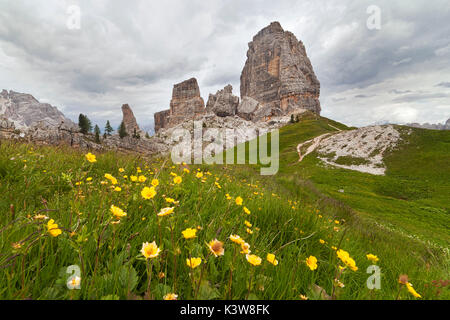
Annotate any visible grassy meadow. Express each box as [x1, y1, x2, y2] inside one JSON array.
[[0, 116, 448, 300]]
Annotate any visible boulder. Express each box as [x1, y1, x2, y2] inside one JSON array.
[[206, 84, 239, 117]]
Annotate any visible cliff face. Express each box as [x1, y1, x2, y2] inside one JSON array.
[[154, 109, 170, 132], [240, 22, 321, 116], [168, 78, 205, 127], [121, 104, 142, 135], [0, 89, 76, 130]]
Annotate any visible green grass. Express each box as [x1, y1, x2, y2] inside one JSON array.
[[0, 114, 449, 300]]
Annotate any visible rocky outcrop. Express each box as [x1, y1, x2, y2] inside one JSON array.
[[154, 109, 170, 132], [168, 78, 205, 127], [121, 104, 142, 136], [237, 96, 260, 121], [0, 90, 76, 130], [240, 21, 321, 116], [316, 125, 401, 175], [0, 90, 166, 155], [206, 85, 239, 117], [154, 78, 205, 132]]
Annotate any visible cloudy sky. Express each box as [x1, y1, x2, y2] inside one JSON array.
[[1, 0, 449, 130]]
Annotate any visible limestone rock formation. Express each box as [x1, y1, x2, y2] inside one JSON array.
[[0, 89, 76, 130], [168, 78, 205, 126], [240, 21, 321, 117], [154, 78, 205, 132], [236, 96, 260, 120], [121, 104, 143, 136], [206, 85, 239, 117], [154, 109, 170, 132]]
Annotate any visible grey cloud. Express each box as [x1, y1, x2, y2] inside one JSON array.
[[436, 82, 450, 88], [390, 89, 412, 94], [0, 0, 449, 128], [392, 93, 450, 103]]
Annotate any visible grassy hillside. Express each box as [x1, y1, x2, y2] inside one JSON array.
[[0, 116, 448, 300]]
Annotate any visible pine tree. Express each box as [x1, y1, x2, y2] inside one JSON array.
[[105, 120, 114, 136], [78, 114, 92, 134], [94, 125, 101, 143], [118, 121, 127, 139]]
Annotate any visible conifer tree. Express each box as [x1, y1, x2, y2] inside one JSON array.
[[105, 120, 114, 136], [118, 121, 127, 139], [94, 124, 101, 143]]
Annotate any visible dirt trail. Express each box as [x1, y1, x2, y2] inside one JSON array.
[[297, 124, 341, 163]]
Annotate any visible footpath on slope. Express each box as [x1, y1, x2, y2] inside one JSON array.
[[297, 124, 341, 163]]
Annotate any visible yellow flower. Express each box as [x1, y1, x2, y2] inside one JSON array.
[[366, 254, 379, 263], [47, 219, 62, 237], [244, 220, 252, 228], [406, 282, 422, 298], [225, 194, 232, 200], [240, 242, 251, 254], [110, 205, 127, 219], [141, 241, 160, 259], [243, 206, 251, 215], [151, 179, 159, 187], [138, 175, 147, 183], [182, 228, 197, 239], [183, 168, 190, 173], [235, 196, 243, 206], [173, 176, 182, 184], [319, 239, 325, 244], [299, 294, 309, 300], [163, 293, 178, 300], [141, 186, 157, 200], [306, 256, 318, 271], [130, 175, 138, 182], [119, 168, 125, 173], [336, 249, 358, 272], [86, 177, 93, 182], [157, 207, 174, 217], [230, 234, 245, 245], [196, 172, 203, 178], [165, 197, 175, 203], [104, 174, 118, 185], [246, 228, 253, 234], [114, 187, 122, 192], [85, 153, 97, 163], [267, 253, 279, 266], [186, 257, 202, 269], [246, 254, 262, 266], [208, 239, 224, 257]]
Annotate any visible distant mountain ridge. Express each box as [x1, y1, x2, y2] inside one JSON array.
[[0, 90, 76, 131], [406, 118, 450, 130]]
